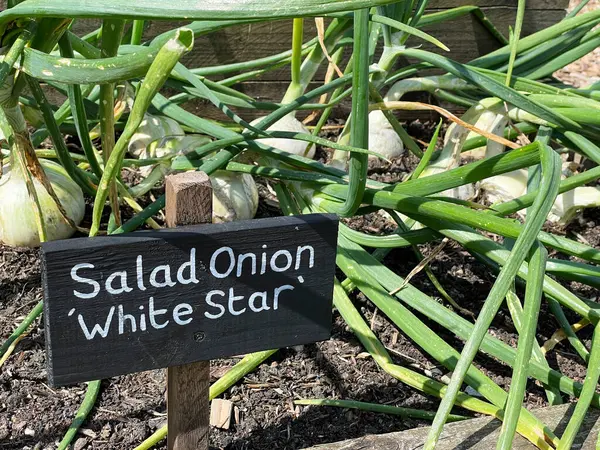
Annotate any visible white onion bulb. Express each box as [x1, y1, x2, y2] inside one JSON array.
[[365, 76, 468, 162], [478, 115, 528, 206], [475, 113, 600, 225], [250, 114, 316, 159], [0, 159, 85, 247], [128, 114, 184, 158], [419, 106, 487, 202], [211, 170, 259, 223], [367, 110, 404, 160], [549, 187, 600, 224]]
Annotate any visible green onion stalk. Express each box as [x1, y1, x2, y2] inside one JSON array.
[[332, 4, 453, 166], [99, 19, 126, 231], [279, 182, 545, 442], [245, 17, 350, 161], [286, 185, 559, 449]]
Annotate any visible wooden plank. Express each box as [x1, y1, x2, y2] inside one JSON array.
[[302, 403, 600, 450], [0, 0, 569, 12], [133, 8, 567, 81], [40, 213, 338, 386], [165, 171, 212, 228], [427, 0, 568, 8], [168, 361, 210, 450], [2, 1, 567, 117], [165, 172, 212, 450]]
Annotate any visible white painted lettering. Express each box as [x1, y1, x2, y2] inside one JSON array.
[[228, 288, 246, 316], [295, 245, 315, 270], [173, 303, 193, 325], [205, 290, 226, 319], [77, 307, 115, 340], [139, 305, 147, 331], [270, 249, 293, 272], [260, 244, 268, 274], [273, 284, 294, 310], [149, 297, 169, 329], [237, 252, 257, 277], [210, 247, 235, 278], [149, 265, 176, 288], [177, 249, 199, 285], [105, 271, 133, 295], [136, 255, 146, 291], [118, 305, 136, 333], [71, 263, 100, 299], [248, 291, 270, 313]]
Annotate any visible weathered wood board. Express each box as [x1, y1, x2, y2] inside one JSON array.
[[125, 2, 568, 119], [41, 213, 338, 386], [187, 6, 567, 120], [303, 403, 600, 450], [0, 0, 568, 119]]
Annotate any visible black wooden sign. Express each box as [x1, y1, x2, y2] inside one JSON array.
[[41, 214, 338, 386]]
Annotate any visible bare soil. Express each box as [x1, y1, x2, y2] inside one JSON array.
[[1, 0, 599, 445], [1, 131, 598, 449]]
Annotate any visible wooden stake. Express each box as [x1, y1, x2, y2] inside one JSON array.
[[165, 171, 212, 450]]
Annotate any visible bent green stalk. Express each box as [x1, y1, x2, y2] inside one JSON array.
[[557, 321, 600, 450], [295, 398, 466, 421], [0, 300, 43, 359], [99, 18, 125, 226], [326, 8, 369, 217], [90, 29, 193, 236], [57, 34, 103, 178], [548, 297, 590, 363], [504, 0, 526, 85], [504, 288, 563, 405], [331, 279, 504, 419], [334, 266, 554, 449], [130, 20, 144, 45], [424, 144, 560, 450], [25, 76, 94, 194], [0, 0, 404, 24], [281, 17, 304, 104], [335, 230, 599, 404], [335, 249, 556, 449], [315, 183, 600, 265], [497, 242, 548, 450], [57, 381, 101, 450], [470, 9, 600, 69], [400, 48, 582, 132]]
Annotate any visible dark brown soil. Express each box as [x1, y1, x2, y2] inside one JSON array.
[[0, 120, 598, 450]]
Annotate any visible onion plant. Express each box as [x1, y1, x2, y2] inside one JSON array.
[[1, 0, 600, 449]]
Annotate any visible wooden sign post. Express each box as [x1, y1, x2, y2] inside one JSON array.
[[40, 171, 338, 449], [165, 172, 212, 450]]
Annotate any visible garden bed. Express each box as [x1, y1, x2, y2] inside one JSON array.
[[1, 0, 600, 447], [1, 122, 597, 449]]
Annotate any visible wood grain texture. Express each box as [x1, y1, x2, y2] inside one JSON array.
[[0, 0, 569, 12], [302, 403, 600, 450], [165, 172, 213, 227], [41, 213, 338, 386], [210, 398, 233, 429], [168, 361, 210, 450], [140, 8, 567, 82], [427, 0, 568, 8], [12, 2, 566, 117], [166, 172, 212, 450]]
